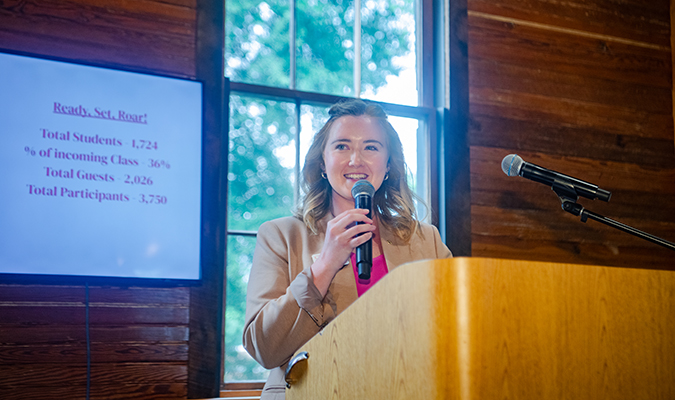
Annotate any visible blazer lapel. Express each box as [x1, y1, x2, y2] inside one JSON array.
[[380, 226, 410, 272]]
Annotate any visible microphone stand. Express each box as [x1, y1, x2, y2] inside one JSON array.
[[551, 180, 675, 252]]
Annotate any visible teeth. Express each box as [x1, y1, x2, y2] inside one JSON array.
[[345, 174, 367, 179]]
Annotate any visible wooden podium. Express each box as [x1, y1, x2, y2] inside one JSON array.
[[285, 257, 675, 399]]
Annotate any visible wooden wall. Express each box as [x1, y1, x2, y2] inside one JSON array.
[[0, 1, 207, 399], [2, 0, 674, 398], [466, 0, 675, 269], [0, 285, 190, 398], [0, 0, 197, 77]]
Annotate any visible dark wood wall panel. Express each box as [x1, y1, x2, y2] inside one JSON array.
[[469, 0, 671, 47], [467, 1, 675, 268], [470, 108, 675, 167], [0, 285, 191, 399], [0, 0, 196, 76], [468, 19, 671, 89], [0, 1, 203, 398], [471, 60, 671, 115], [0, 343, 187, 363]]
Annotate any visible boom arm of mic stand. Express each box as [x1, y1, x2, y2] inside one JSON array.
[[550, 179, 675, 251], [560, 200, 675, 252]]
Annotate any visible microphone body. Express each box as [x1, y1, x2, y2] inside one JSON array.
[[351, 180, 374, 280], [502, 154, 611, 202]]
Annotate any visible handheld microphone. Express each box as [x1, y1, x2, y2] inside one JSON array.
[[351, 179, 374, 280], [501, 154, 611, 202]]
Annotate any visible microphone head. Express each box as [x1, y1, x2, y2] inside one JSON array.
[[351, 179, 375, 198], [501, 154, 524, 177]]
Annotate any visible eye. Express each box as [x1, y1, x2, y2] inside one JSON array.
[[335, 143, 348, 150], [365, 145, 380, 151]]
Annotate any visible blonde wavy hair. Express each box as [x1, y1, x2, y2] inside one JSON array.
[[295, 99, 421, 243]]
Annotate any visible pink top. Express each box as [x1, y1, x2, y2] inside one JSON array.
[[350, 253, 388, 297]]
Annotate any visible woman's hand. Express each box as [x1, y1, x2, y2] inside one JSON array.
[[311, 208, 376, 297]]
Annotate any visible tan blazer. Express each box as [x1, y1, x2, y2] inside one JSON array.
[[243, 215, 452, 399]]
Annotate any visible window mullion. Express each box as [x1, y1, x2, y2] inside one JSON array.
[[419, 0, 434, 108], [294, 99, 302, 205]]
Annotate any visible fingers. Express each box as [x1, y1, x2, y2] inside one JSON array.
[[326, 217, 374, 247], [327, 208, 373, 231], [326, 225, 372, 249], [322, 209, 374, 256], [344, 220, 376, 238], [350, 231, 373, 248]]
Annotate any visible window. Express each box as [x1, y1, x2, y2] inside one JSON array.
[[224, 0, 438, 383]]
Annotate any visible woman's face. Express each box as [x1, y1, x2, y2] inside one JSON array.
[[322, 115, 390, 213]]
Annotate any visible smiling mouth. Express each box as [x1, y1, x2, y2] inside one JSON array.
[[344, 173, 368, 180]]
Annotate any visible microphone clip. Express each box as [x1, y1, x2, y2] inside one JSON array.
[[552, 179, 587, 222]]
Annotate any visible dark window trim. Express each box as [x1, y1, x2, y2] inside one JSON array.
[[190, 0, 227, 397], [230, 82, 435, 121], [228, 230, 258, 237]]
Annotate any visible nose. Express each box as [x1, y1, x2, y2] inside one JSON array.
[[349, 149, 364, 166]]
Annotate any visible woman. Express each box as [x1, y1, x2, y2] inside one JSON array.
[[243, 99, 452, 399]]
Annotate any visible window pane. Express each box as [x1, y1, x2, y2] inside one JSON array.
[[295, 0, 417, 103], [299, 103, 330, 169], [224, 234, 270, 382], [226, 0, 290, 87], [388, 116, 429, 220], [295, 0, 354, 95], [228, 95, 297, 232], [359, 0, 418, 106]]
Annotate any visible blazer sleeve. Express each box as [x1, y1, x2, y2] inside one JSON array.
[[242, 219, 337, 369]]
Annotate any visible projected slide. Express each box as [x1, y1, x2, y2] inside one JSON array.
[[0, 52, 202, 280]]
